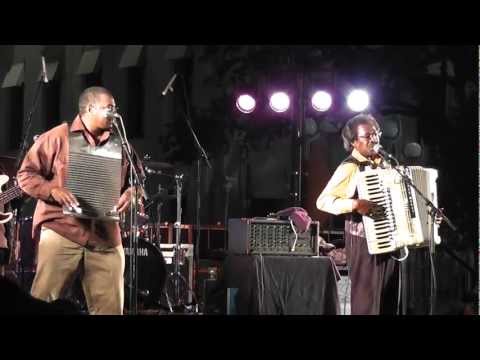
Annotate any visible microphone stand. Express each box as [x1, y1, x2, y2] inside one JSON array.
[[166, 73, 211, 313], [172, 173, 187, 309], [112, 116, 146, 315], [13, 63, 48, 287], [15, 70, 47, 171], [378, 152, 462, 315], [183, 75, 211, 313]]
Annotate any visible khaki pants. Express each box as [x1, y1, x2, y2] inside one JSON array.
[[31, 228, 125, 315]]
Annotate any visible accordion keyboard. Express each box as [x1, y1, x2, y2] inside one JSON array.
[[357, 167, 425, 255]]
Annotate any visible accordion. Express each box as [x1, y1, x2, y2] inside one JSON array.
[[63, 132, 123, 221], [357, 166, 440, 255]]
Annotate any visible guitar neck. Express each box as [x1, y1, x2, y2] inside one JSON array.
[[0, 186, 22, 206]]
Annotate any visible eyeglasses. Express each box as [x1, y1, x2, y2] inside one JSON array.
[[90, 104, 119, 113], [357, 131, 382, 141]]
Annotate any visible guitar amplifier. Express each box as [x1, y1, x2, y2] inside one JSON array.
[[228, 218, 320, 256]]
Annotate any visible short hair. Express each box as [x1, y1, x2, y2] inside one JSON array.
[[341, 113, 380, 152], [78, 86, 113, 115]]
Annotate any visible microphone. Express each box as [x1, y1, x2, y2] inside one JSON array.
[[41, 56, 49, 83], [373, 144, 394, 160], [104, 109, 121, 119], [161, 73, 177, 96]]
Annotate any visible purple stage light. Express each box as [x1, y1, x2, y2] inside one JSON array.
[[236, 94, 256, 114], [311, 90, 332, 112], [269, 92, 290, 113], [346, 89, 370, 112]]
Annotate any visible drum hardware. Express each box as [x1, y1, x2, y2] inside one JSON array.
[[121, 169, 198, 313], [157, 243, 195, 313], [143, 180, 175, 246], [141, 184, 173, 246], [144, 166, 178, 178], [160, 73, 211, 312], [155, 200, 163, 244], [162, 173, 198, 313], [144, 191, 176, 210], [143, 160, 174, 171], [120, 211, 150, 238]]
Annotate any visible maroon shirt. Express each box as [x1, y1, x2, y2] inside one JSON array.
[[17, 115, 140, 248]]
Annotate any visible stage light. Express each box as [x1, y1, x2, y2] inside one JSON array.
[[404, 142, 422, 158], [304, 117, 318, 136], [346, 89, 370, 112], [311, 90, 332, 112], [269, 91, 290, 113], [236, 94, 256, 114]]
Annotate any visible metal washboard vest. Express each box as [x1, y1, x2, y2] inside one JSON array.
[[63, 132, 122, 221]]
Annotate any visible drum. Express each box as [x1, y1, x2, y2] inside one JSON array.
[[120, 212, 150, 240], [123, 237, 167, 310]]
